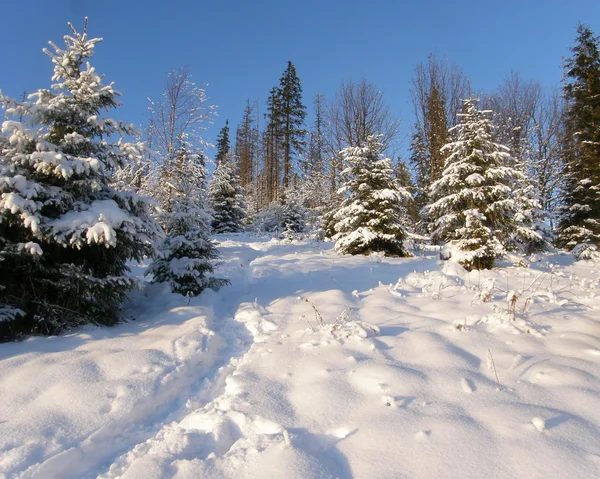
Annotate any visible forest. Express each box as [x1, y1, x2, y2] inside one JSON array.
[[0, 19, 599, 341]]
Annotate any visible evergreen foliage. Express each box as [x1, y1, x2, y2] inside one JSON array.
[[235, 100, 257, 192], [333, 138, 411, 256], [280, 187, 307, 234], [394, 159, 419, 226], [0, 20, 161, 340], [427, 99, 540, 270], [558, 24, 600, 251], [209, 160, 246, 233], [278, 61, 307, 189], [215, 120, 230, 166], [147, 143, 227, 296], [408, 127, 429, 217]]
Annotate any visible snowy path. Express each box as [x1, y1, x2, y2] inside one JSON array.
[[1, 236, 600, 478]]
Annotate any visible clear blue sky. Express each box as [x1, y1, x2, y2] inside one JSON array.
[[1, 0, 599, 159]]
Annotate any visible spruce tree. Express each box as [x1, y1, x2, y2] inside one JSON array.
[[395, 159, 419, 226], [235, 100, 257, 192], [408, 127, 429, 219], [280, 186, 307, 235], [263, 87, 283, 203], [209, 160, 246, 233], [333, 138, 411, 256], [427, 99, 539, 270], [0, 20, 161, 340], [278, 61, 307, 189], [215, 120, 230, 165], [147, 142, 227, 296], [558, 24, 600, 255]]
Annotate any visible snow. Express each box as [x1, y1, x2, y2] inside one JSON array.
[[1, 235, 600, 478], [49, 199, 134, 247]]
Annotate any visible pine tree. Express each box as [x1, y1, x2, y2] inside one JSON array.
[[558, 24, 600, 254], [263, 87, 283, 203], [278, 61, 307, 189], [215, 120, 230, 165], [0, 20, 161, 340], [333, 138, 411, 256], [394, 159, 419, 226], [235, 100, 257, 191], [147, 143, 227, 296], [280, 185, 307, 235], [408, 127, 429, 212], [209, 160, 246, 233], [427, 99, 540, 270], [298, 94, 329, 214]]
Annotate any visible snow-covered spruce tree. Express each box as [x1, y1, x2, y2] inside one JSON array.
[[333, 138, 411, 256], [147, 142, 228, 296], [321, 192, 344, 239], [280, 186, 307, 234], [427, 98, 540, 270], [209, 160, 246, 233], [0, 20, 161, 340], [557, 24, 600, 257]]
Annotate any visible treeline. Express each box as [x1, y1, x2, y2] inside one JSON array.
[[0, 20, 599, 341], [201, 25, 598, 258]]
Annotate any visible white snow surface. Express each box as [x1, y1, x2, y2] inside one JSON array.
[[1, 235, 600, 478]]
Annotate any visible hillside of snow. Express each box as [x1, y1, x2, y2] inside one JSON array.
[[1, 235, 600, 478]]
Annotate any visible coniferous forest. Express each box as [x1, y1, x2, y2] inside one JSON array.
[[1, 13, 600, 479], [0, 20, 599, 340]]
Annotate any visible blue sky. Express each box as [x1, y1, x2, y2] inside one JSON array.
[[1, 0, 599, 159]]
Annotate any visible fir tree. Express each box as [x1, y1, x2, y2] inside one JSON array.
[[427, 99, 540, 270], [408, 127, 430, 220], [278, 61, 307, 189], [280, 186, 307, 235], [0, 20, 161, 340], [147, 142, 227, 296], [333, 138, 411, 256], [209, 160, 246, 233], [394, 159, 419, 226], [558, 24, 600, 254], [235, 100, 257, 192], [215, 120, 230, 165], [263, 87, 283, 203]]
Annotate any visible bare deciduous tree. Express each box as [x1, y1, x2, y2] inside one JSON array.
[[146, 66, 216, 212], [148, 65, 215, 166], [526, 89, 566, 228], [326, 78, 400, 190], [409, 54, 470, 206], [484, 71, 541, 163]]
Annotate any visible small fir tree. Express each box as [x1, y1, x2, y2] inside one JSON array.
[[333, 138, 411, 256], [209, 160, 246, 233], [427, 98, 540, 270], [280, 186, 307, 234], [147, 143, 227, 296], [0, 20, 161, 340]]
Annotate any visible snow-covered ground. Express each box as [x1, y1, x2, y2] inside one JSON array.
[[1, 235, 600, 478]]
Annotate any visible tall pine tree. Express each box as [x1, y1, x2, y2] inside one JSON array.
[[0, 20, 161, 340], [278, 61, 307, 190], [558, 24, 600, 255]]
